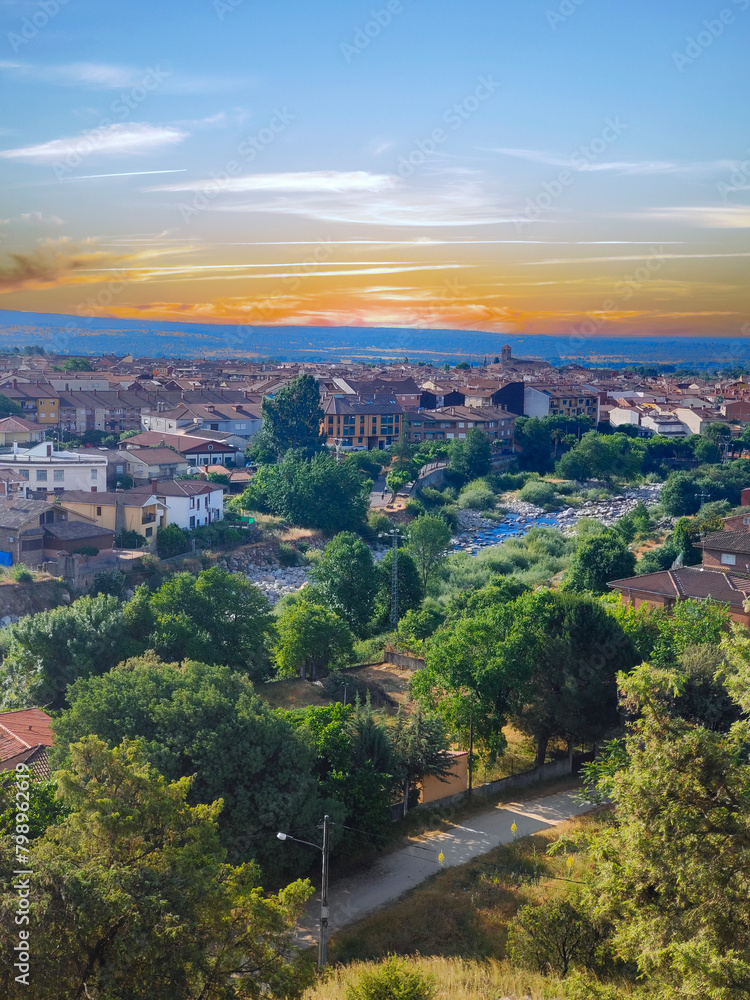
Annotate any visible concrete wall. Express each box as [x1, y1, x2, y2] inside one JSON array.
[[384, 649, 426, 670]]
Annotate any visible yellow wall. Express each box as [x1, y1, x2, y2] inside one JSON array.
[[35, 399, 59, 424], [419, 752, 468, 804], [59, 500, 160, 537]]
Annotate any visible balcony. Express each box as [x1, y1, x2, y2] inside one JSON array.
[[141, 513, 157, 525]]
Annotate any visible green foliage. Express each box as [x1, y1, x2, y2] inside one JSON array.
[[556, 430, 645, 482], [73, 545, 99, 559], [0, 594, 131, 710], [61, 356, 94, 370], [10, 564, 33, 582], [507, 897, 611, 978], [450, 428, 491, 480], [261, 372, 325, 458], [274, 601, 354, 679], [0, 773, 66, 840], [394, 606, 445, 650], [241, 451, 370, 532], [278, 541, 305, 567], [374, 548, 422, 627], [391, 706, 454, 809], [386, 467, 411, 499], [671, 516, 702, 565], [660, 472, 702, 516], [345, 956, 436, 1000], [90, 568, 127, 599], [155, 522, 190, 557], [124, 568, 274, 679], [53, 661, 329, 875], [456, 479, 495, 510], [311, 532, 378, 634], [114, 527, 147, 549], [518, 479, 559, 509], [407, 514, 452, 596], [0, 736, 315, 999], [0, 392, 22, 418], [564, 529, 636, 595], [192, 519, 249, 550], [649, 597, 730, 668]]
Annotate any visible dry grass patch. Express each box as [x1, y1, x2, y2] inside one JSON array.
[[257, 678, 334, 710]]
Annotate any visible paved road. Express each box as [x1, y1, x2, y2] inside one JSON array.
[[297, 788, 592, 944]]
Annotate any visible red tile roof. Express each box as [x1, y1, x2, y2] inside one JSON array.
[[0, 708, 54, 764]]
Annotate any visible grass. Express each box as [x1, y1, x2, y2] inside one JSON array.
[[304, 956, 558, 1000], [324, 811, 609, 965], [258, 678, 334, 710]]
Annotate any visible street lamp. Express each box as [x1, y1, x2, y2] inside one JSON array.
[[276, 815, 331, 967]]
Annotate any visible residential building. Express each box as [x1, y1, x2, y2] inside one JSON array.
[[523, 384, 600, 421], [141, 401, 262, 438], [640, 413, 690, 437], [0, 442, 107, 495], [608, 566, 750, 627], [129, 479, 224, 530], [321, 397, 404, 450], [120, 447, 190, 484], [59, 490, 167, 542], [121, 431, 242, 466], [419, 381, 466, 409], [0, 708, 54, 776], [0, 498, 109, 566], [0, 416, 45, 446], [0, 468, 30, 499], [700, 531, 750, 573], [403, 405, 516, 447]]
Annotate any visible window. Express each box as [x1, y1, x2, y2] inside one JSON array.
[[189, 516, 195, 529], [53, 470, 64, 482], [19, 470, 28, 480], [96, 506, 102, 517], [721, 553, 737, 566], [36, 469, 47, 482], [236, 422, 246, 430], [145, 527, 153, 538], [91, 469, 98, 480]]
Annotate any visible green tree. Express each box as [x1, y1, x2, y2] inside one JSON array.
[[0, 774, 66, 841], [155, 522, 189, 557], [261, 373, 325, 457], [53, 658, 329, 874], [385, 466, 411, 501], [514, 417, 553, 473], [564, 529, 636, 594], [407, 514, 452, 596], [310, 532, 378, 634], [274, 601, 354, 680], [0, 392, 22, 418], [507, 897, 610, 978], [451, 428, 492, 480], [660, 472, 702, 517], [556, 431, 644, 482], [61, 356, 94, 371], [391, 706, 454, 814], [373, 548, 422, 626], [0, 736, 315, 999], [585, 660, 750, 999], [672, 516, 702, 566], [0, 595, 131, 710], [346, 956, 435, 1000]]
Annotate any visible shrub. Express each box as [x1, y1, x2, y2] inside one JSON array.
[[278, 542, 305, 567], [352, 635, 388, 664], [345, 957, 435, 1000], [506, 898, 610, 978], [365, 511, 394, 539], [91, 569, 127, 599], [436, 506, 459, 533], [11, 565, 33, 583], [519, 479, 558, 508], [114, 528, 147, 550], [419, 487, 448, 507], [192, 520, 248, 551], [156, 524, 190, 559], [405, 498, 425, 518], [457, 480, 495, 510]]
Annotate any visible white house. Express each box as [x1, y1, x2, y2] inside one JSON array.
[[0, 442, 108, 494], [129, 479, 224, 530]]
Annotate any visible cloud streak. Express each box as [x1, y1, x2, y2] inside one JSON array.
[[0, 123, 188, 164]]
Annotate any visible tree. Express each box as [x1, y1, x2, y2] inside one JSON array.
[[124, 569, 274, 680], [53, 658, 330, 874], [585, 660, 750, 998], [310, 532, 378, 634], [274, 601, 354, 679], [346, 956, 435, 1000], [0, 736, 315, 999], [564, 529, 636, 595], [0, 595, 132, 710], [513, 417, 553, 473], [671, 517, 702, 566], [61, 357, 94, 371], [391, 706, 454, 814], [660, 472, 702, 517], [407, 514, 452, 596], [155, 522, 189, 557], [556, 431, 644, 482], [0, 392, 22, 418], [704, 421, 732, 445], [451, 428, 492, 480], [385, 466, 411, 501], [261, 373, 325, 457], [241, 451, 370, 533], [373, 548, 422, 626], [507, 898, 609, 978]]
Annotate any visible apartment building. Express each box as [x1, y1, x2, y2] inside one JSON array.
[[523, 384, 600, 421], [141, 401, 262, 438], [321, 397, 403, 450], [0, 442, 107, 495], [129, 479, 224, 530], [59, 490, 167, 542], [403, 405, 516, 447]]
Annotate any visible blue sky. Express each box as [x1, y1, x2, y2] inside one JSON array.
[[0, 0, 748, 338]]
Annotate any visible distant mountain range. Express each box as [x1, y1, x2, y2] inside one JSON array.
[[0, 309, 748, 369]]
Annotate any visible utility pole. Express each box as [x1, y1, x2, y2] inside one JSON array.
[[379, 527, 402, 629], [319, 814, 330, 968], [468, 710, 474, 795]]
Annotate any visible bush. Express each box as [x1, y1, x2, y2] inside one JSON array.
[[457, 480, 495, 510], [365, 511, 394, 540], [91, 570, 127, 599], [321, 671, 371, 705], [436, 506, 459, 533], [156, 524, 190, 559], [507, 898, 610, 978], [519, 479, 559, 508], [11, 565, 33, 583], [114, 529, 147, 550], [345, 957, 435, 1000], [405, 498, 425, 518], [138, 554, 164, 590], [419, 487, 448, 507], [278, 542, 305, 567], [352, 635, 388, 664], [192, 520, 249, 551]]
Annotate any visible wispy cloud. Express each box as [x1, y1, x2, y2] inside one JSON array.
[[0, 60, 254, 94], [149, 171, 397, 194], [485, 147, 739, 175], [627, 206, 750, 228], [0, 123, 188, 163]]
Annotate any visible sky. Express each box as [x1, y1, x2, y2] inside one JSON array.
[[0, 0, 748, 342]]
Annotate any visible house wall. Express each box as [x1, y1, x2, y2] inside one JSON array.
[[523, 385, 551, 418], [722, 513, 750, 532], [419, 752, 468, 804], [702, 548, 750, 574]]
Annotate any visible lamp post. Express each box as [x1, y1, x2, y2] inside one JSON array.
[[277, 815, 331, 967]]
